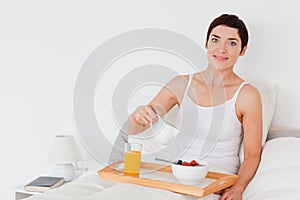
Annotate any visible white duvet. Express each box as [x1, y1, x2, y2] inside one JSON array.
[[243, 167, 300, 199], [26, 137, 300, 200], [243, 137, 300, 200]]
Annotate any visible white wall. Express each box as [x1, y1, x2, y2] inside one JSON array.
[[1, 0, 299, 199]]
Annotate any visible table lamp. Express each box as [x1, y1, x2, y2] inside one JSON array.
[[48, 135, 81, 181]]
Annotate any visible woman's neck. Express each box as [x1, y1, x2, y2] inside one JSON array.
[[198, 66, 238, 87]]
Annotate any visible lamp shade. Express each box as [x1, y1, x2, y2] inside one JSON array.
[[48, 135, 81, 164]]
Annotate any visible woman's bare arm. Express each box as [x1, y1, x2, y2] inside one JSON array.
[[220, 84, 262, 200], [127, 75, 188, 135]]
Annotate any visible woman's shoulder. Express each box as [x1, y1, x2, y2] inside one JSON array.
[[233, 76, 259, 97], [170, 74, 190, 82], [166, 74, 191, 87], [242, 82, 260, 95], [163, 74, 192, 100], [238, 82, 261, 105]]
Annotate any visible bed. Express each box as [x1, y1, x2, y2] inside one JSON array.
[[25, 134, 300, 200], [25, 82, 300, 199]]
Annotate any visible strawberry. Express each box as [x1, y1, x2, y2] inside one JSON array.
[[190, 160, 198, 166], [182, 161, 190, 166]]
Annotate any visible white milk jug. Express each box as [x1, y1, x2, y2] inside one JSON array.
[[150, 114, 174, 145]]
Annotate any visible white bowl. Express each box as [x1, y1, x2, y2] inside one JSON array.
[[171, 163, 208, 185]]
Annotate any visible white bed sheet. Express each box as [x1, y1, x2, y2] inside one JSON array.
[[243, 167, 300, 199], [242, 137, 300, 199], [25, 172, 115, 200], [26, 170, 220, 200], [26, 137, 300, 200]]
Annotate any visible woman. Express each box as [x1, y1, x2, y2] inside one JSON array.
[[128, 14, 262, 200]]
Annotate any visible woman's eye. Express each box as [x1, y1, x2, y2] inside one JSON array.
[[212, 38, 218, 43], [229, 41, 237, 46]]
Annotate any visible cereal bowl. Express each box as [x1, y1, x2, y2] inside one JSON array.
[[171, 162, 208, 185]]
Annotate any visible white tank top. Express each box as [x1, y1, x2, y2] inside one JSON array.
[[176, 74, 247, 174]]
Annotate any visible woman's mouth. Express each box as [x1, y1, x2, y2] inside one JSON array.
[[213, 55, 228, 62]]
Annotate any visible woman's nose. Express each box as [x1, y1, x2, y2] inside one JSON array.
[[217, 42, 227, 52]]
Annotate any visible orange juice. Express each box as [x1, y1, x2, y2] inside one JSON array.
[[124, 150, 141, 177]]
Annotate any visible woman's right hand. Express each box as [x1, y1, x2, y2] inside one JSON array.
[[130, 105, 159, 127]]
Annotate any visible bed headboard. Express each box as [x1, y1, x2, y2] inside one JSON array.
[[267, 127, 300, 141]]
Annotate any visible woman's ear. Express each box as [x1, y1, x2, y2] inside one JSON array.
[[240, 46, 247, 56]]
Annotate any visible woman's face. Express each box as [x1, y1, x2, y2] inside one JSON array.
[[206, 25, 247, 70]]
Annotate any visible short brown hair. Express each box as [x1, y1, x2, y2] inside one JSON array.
[[206, 14, 249, 52]]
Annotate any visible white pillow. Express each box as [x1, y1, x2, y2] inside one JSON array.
[[256, 137, 300, 174], [239, 82, 277, 162], [255, 82, 277, 144]]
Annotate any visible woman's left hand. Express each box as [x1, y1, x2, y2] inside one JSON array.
[[219, 183, 244, 200]]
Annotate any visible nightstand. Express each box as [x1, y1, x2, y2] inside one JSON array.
[[14, 171, 84, 200], [14, 184, 43, 200], [14, 180, 69, 200]]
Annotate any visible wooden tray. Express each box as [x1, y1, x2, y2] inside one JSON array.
[[98, 161, 238, 197]]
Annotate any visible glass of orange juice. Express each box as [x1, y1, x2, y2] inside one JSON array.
[[124, 143, 142, 177]]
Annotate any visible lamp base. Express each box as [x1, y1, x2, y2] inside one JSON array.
[[55, 164, 75, 182]]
